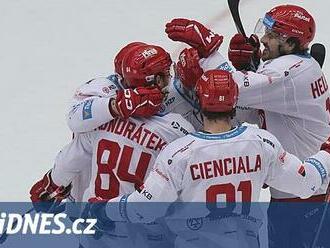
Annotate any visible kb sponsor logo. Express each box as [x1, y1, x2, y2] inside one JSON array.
[[138, 185, 153, 200], [141, 189, 153, 200]]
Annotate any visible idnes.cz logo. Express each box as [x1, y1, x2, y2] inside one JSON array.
[[0, 212, 96, 235]]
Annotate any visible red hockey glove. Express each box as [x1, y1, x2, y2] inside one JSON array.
[[165, 18, 223, 58], [30, 170, 72, 212], [176, 48, 203, 90], [114, 87, 164, 119], [228, 33, 261, 70], [320, 137, 330, 154]]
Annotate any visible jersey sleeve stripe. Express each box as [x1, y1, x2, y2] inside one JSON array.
[[119, 194, 130, 222], [304, 158, 327, 183]]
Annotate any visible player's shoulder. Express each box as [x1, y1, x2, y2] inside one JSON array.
[[243, 125, 281, 151], [149, 112, 196, 137], [156, 133, 197, 162], [263, 53, 319, 76], [199, 51, 233, 72], [74, 74, 120, 99]]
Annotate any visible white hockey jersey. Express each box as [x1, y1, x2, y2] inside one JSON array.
[[67, 75, 120, 133], [106, 125, 329, 223], [232, 54, 330, 198], [66, 51, 232, 132], [52, 113, 195, 201]]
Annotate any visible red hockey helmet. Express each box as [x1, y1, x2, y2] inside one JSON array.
[[122, 44, 172, 88], [262, 5, 315, 49], [114, 42, 147, 76], [195, 70, 238, 112]]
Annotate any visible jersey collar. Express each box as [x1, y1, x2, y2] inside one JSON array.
[[191, 125, 247, 140]]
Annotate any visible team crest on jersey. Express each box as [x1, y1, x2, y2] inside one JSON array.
[[186, 217, 203, 230]]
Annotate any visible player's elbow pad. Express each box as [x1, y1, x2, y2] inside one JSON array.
[[66, 117, 89, 133], [298, 159, 327, 199]]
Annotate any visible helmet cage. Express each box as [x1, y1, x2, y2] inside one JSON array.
[[254, 17, 289, 44]]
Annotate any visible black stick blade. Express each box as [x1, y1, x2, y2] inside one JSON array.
[[227, 0, 246, 37], [311, 43, 326, 68]]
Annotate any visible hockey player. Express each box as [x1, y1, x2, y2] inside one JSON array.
[[164, 18, 259, 126], [67, 19, 230, 133], [67, 41, 165, 133], [47, 20, 229, 208], [30, 44, 195, 247], [30, 42, 167, 207], [167, 5, 330, 247], [226, 5, 330, 247], [99, 69, 330, 248]]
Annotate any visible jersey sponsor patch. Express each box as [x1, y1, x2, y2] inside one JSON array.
[[243, 73, 250, 87], [186, 217, 203, 230], [153, 168, 169, 182], [171, 121, 189, 135], [137, 184, 153, 200], [257, 135, 275, 148], [102, 85, 117, 94], [164, 96, 175, 107], [170, 140, 195, 159], [158, 96, 176, 114], [82, 99, 94, 120], [216, 62, 233, 72]]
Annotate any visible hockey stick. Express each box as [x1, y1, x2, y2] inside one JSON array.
[[310, 186, 330, 248], [311, 43, 326, 68], [227, 0, 246, 37]]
